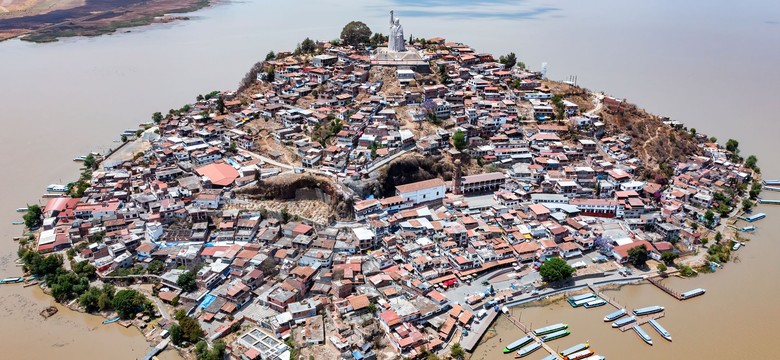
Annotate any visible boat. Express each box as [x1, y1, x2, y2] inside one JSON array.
[[40, 306, 58, 319], [560, 343, 589, 357], [564, 349, 595, 360], [680, 288, 706, 299], [514, 342, 541, 357], [763, 179, 780, 186], [570, 296, 597, 307], [541, 354, 559, 360], [11, 221, 23, 225], [0, 277, 23, 284], [46, 184, 68, 192], [73, 155, 88, 162], [15, 207, 27, 213], [740, 213, 766, 222], [102, 317, 120, 325], [568, 292, 595, 302], [42, 193, 64, 198], [583, 298, 607, 308], [732, 242, 742, 251], [540, 329, 570, 342], [632, 306, 664, 316], [612, 316, 636, 328], [503, 335, 534, 353], [633, 325, 653, 345], [740, 226, 756, 232], [604, 308, 627, 322], [648, 319, 672, 341], [533, 323, 568, 336], [582, 356, 606, 360]]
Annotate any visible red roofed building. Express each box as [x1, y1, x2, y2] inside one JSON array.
[[196, 163, 239, 187]]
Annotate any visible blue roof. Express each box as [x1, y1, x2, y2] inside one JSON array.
[[352, 351, 364, 360]]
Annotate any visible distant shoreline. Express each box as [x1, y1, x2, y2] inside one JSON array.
[[0, 0, 213, 43]]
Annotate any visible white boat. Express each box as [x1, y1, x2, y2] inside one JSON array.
[[15, 207, 27, 213], [515, 341, 542, 357], [648, 319, 672, 341], [46, 184, 68, 192], [680, 288, 706, 299], [732, 242, 742, 251], [73, 155, 88, 162], [632, 305, 664, 316], [584, 298, 607, 308], [633, 325, 653, 345], [560, 343, 589, 357], [612, 316, 636, 328], [604, 308, 626, 321]]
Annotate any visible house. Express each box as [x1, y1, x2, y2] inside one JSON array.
[[395, 178, 447, 205]]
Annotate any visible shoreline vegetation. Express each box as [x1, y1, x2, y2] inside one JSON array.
[[0, 0, 212, 43], [8, 17, 765, 360]]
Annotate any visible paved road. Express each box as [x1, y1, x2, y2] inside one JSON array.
[[153, 296, 171, 320], [365, 147, 411, 174]]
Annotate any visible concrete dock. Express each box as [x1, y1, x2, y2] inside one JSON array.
[[617, 312, 665, 332], [460, 310, 497, 352]]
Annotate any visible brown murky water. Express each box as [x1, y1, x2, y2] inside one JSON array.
[[1, 0, 779, 358]]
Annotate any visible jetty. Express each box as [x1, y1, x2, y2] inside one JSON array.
[[503, 313, 564, 359], [586, 284, 624, 310], [617, 312, 665, 332], [460, 310, 498, 352], [141, 339, 169, 360], [646, 277, 683, 300]]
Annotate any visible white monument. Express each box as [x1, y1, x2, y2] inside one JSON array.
[[389, 10, 406, 52]]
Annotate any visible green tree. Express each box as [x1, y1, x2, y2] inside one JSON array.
[[152, 111, 163, 123], [451, 342, 465, 360], [23, 204, 43, 229], [72, 260, 96, 279], [744, 155, 759, 172], [266, 69, 275, 82], [147, 260, 165, 275], [742, 198, 754, 212], [709, 136, 717, 143], [660, 251, 678, 266], [340, 21, 372, 46], [715, 231, 723, 243], [452, 130, 467, 151], [704, 210, 715, 227], [121, 135, 128, 142], [79, 286, 101, 312], [726, 139, 739, 152], [516, 61, 526, 70], [627, 245, 648, 267], [538, 257, 574, 283], [179, 315, 204, 343], [265, 51, 276, 61], [280, 207, 291, 224], [656, 263, 668, 272], [170, 323, 183, 345], [499, 52, 517, 67], [300, 37, 316, 54], [689, 128, 697, 135], [83, 153, 98, 170], [112, 289, 148, 319], [177, 271, 197, 293]]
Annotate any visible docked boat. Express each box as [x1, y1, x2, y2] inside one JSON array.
[[540, 329, 570, 342], [46, 184, 68, 192], [763, 179, 780, 186], [503, 335, 534, 353], [741, 213, 766, 222], [570, 296, 597, 307], [633, 325, 653, 345], [15, 207, 27, 213], [541, 354, 558, 360], [732, 242, 742, 251], [560, 343, 589, 357], [584, 298, 607, 308], [568, 292, 595, 302], [73, 155, 88, 162], [102, 317, 120, 325], [582, 356, 606, 360], [0, 277, 23, 284], [604, 308, 627, 322], [680, 288, 706, 299], [740, 225, 756, 232], [648, 319, 672, 341], [612, 316, 636, 328], [564, 349, 595, 360], [632, 305, 664, 316], [533, 323, 568, 336], [514, 342, 541, 357], [42, 193, 64, 198], [11, 221, 23, 225]]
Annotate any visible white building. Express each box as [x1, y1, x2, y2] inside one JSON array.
[[145, 222, 164, 242], [395, 178, 447, 205]]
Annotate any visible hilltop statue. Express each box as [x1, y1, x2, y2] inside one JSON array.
[[389, 10, 406, 52]]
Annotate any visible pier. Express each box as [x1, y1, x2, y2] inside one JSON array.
[[503, 313, 564, 359], [647, 277, 683, 300], [460, 310, 497, 352], [586, 283, 625, 310], [617, 312, 665, 332], [141, 339, 169, 360]]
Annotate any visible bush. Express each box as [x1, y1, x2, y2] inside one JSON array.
[[538, 257, 574, 283]]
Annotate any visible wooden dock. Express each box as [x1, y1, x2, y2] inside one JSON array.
[[647, 277, 683, 300], [586, 283, 626, 310], [617, 312, 665, 332], [504, 313, 564, 359]]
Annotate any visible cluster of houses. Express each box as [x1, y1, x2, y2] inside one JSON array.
[[34, 34, 757, 360]]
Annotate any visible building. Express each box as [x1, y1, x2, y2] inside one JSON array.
[[457, 172, 505, 194], [395, 178, 447, 205]]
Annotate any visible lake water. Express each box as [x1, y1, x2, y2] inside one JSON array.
[[1, 0, 779, 358]]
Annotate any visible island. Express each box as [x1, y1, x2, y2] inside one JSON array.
[[10, 11, 765, 360], [0, 0, 211, 43]]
